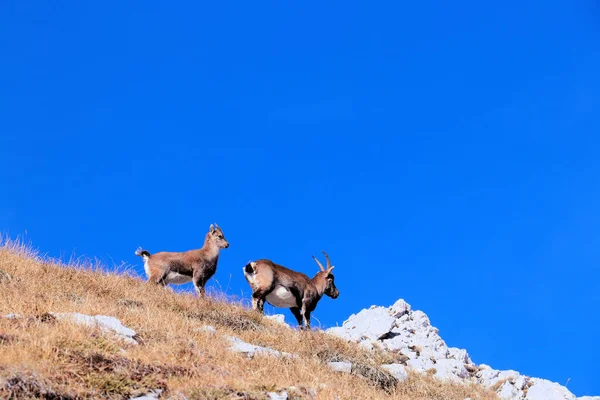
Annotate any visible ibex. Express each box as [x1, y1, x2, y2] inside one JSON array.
[[243, 251, 339, 330], [135, 223, 229, 297]]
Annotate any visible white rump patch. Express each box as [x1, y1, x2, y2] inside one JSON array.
[[143, 261, 151, 279], [266, 286, 297, 308]]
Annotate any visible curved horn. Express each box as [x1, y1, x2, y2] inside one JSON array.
[[322, 250, 332, 269], [214, 222, 219, 228], [312, 255, 326, 271]]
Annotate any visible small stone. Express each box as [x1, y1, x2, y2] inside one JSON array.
[[129, 389, 163, 399], [327, 361, 352, 373], [267, 391, 288, 400]]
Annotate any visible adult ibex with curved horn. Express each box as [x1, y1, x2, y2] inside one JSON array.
[[243, 251, 340, 330]]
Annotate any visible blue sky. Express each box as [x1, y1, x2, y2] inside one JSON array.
[[1, 1, 599, 396]]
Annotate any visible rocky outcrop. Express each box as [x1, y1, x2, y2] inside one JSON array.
[[326, 299, 596, 400]]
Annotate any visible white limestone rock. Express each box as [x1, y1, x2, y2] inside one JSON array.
[[51, 312, 138, 344], [525, 378, 576, 400], [411, 310, 431, 327], [406, 357, 435, 372], [447, 347, 472, 365], [380, 364, 409, 381], [497, 381, 521, 400], [225, 335, 296, 359], [326, 306, 396, 342], [389, 299, 411, 318], [476, 367, 520, 388], [381, 307, 449, 362], [434, 358, 470, 382], [327, 299, 599, 400], [402, 349, 419, 360], [2, 313, 22, 319], [267, 391, 288, 400], [513, 375, 530, 390], [358, 339, 375, 351], [324, 326, 347, 339], [328, 361, 353, 373], [265, 314, 289, 327], [129, 389, 163, 399]]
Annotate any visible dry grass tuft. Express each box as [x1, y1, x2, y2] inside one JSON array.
[[1, 372, 76, 399], [396, 372, 498, 400], [0, 236, 498, 399], [184, 307, 265, 332], [351, 363, 398, 393]]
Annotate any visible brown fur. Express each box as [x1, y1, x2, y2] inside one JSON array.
[[135, 223, 229, 297], [243, 251, 339, 330]]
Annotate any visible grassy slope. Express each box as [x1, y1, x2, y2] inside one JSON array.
[[0, 238, 497, 400]]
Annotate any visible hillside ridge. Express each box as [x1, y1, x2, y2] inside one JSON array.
[[0, 238, 593, 399]]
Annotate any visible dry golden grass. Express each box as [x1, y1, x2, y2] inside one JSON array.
[[0, 237, 498, 399]]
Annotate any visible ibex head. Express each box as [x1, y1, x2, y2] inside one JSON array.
[[208, 223, 229, 249], [312, 250, 339, 299]]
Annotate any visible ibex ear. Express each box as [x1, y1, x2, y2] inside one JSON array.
[[327, 266, 334, 273], [209, 224, 215, 232]]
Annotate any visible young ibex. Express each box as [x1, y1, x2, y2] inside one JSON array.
[[135, 223, 229, 297], [243, 251, 339, 330]]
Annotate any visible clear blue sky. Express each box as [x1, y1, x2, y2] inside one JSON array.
[[1, 1, 599, 396]]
